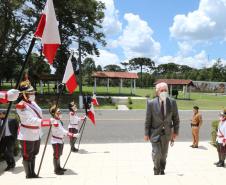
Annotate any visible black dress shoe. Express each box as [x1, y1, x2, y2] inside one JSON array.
[[4, 164, 15, 171], [4, 166, 12, 171], [160, 171, 165, 175], [59, 167, 67, 172], [216, 162, 225, 167], [71, 147, 79, 152], [214, 161, 221, 165], [55, 170, 64, 175]]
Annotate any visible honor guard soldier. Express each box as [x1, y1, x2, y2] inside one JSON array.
[[16, 81, 55, 178], [214, 109, 226, 167], [49, 105, 80, 175], [68, 101, 85, 152]]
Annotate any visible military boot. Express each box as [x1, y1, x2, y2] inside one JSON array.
[[53, 159, 64, 175], [30, 159, 40, 178], [23, 160, 32, 178]]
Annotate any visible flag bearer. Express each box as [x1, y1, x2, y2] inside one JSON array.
[[49, 105, 80, 175], [68, 101, 85, 152]]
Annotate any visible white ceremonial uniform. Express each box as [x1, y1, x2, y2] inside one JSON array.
[[51, 119, 68, 144], [68, 111, 81, 130], [217, 120, 226, 144], [16, 100, 43, 141]]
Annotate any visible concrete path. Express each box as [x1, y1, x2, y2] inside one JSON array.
[[117, 105, 129, 110], [0, 142, 224, 185]]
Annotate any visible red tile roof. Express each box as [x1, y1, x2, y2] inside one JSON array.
[[154, 79, 193, 85], [92, 72, 138, 79]]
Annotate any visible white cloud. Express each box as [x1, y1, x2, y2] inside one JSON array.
[[170, 0, 226, 42], [100, 0, 122, 35], [117, 13, 161, 59], [177, 41, 195, 56], [92, 49, 120, 67], [157, 50, 210, 69]]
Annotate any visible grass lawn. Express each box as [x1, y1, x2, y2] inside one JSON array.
[[128, 92, 226, 110], [1, 83, 226, 110]]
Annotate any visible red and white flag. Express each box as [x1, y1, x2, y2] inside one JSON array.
[[92, 94, 99, 106], [34, 0, 61, 64], [87, 104, 95, 125], [62, 54, 78, 94]]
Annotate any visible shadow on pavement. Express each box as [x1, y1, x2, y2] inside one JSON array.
[[78, 149, 110, 154], [197, 146, 208, 150], [12, 166, 24, 174], [64, 169, 78, 175]]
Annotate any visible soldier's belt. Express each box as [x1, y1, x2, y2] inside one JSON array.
[[52, 135, 63, 140], [21, 124, 39, 129]]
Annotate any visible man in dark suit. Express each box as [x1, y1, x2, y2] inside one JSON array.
[[144, 82, 180, 175], [0, 111, 19, 171]]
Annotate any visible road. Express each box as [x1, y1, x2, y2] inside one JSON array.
[[40, 110, 219, 144]]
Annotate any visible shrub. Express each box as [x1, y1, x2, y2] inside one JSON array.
[[107, 96, 112, 104], [128, 97, 133, 105]]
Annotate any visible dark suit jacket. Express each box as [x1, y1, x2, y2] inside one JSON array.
[[0, 118, 19, 140], [144, 97, 180, 140]]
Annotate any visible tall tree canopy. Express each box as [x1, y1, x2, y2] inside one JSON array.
[[128, 57, 155, 87]]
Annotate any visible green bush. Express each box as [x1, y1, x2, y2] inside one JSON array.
[[211, 120, 219, 147], [128, 97, 133, 105], [107, 96, 112, 104]]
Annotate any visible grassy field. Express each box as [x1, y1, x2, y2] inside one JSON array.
[[1, 83, 226, 110]]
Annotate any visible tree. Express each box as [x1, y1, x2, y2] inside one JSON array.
[[128, 57, 155, 87], [104, 64, 123, 71], [96, 65, 102, 71], [156, 63, 179, 74], [83, 57, 96, 85], [121, 62, 129, 71], [210, 59, 224, 81], [0, 0, 35, 82]]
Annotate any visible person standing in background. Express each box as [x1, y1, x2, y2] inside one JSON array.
[[0, 111, 19, 171], [190, 106, 202, 148]]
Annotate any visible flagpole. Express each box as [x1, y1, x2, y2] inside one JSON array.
[[77, 118, 87, 150], [0, 37, 36, 142], [63, 117, 87, 169], [37, 83, 64, 176]]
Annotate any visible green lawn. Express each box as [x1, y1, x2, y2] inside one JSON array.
[[128, 92, 226, 110], [1, 83, 226, 110]]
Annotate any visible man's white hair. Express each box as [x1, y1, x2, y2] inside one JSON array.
[[156, 82, 168, 92]]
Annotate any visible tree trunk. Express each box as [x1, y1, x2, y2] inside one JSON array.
[[140, 65, 143, 88]]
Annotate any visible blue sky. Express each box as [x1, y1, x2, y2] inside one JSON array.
[[92, 0, 226, 69]]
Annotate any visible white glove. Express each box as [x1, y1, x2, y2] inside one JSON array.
[[7, 89, 20, 101], [81, 115, 87, 119], [73, 133, 80, 138]]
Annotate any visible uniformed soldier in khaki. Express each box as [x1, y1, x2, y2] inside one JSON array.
[[190, 106, 202, 148], [49, 105, 80, 175], [16, 81, 56, 178]]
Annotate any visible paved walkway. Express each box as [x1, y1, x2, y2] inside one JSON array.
[[117, 105, 129, 110], [0, 142, 225, 185]]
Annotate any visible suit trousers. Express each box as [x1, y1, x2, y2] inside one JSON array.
[[0, 136, 16, 166], [20, 139, 40, 161], [151, 134, 170, 172]]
